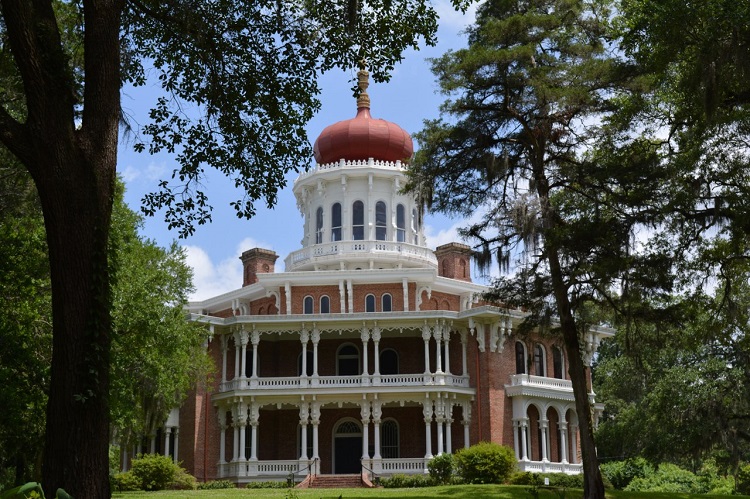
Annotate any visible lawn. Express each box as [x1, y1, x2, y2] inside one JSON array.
[[112, 485, 750, 499]]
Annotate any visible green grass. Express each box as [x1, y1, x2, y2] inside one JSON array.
[[112, 485, 750, 499]]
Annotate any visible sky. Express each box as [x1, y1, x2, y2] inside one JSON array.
[[119, 1, 480, 301]]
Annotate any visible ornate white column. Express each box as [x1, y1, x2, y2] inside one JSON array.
[[360, 400, 371, 460], [520, 418, 529, 461], [513, 420, 521, 459], [433, 325, 443, 374], [311, 401, 321, 473], [402, 277, 409, 311], [285, 281, 292, 315], [422, 398, 433, 458], [237, 401, 247, 462], [559, 421, 568, 464], [462, 402, 471, 449], [232, 407, 239, 462], [163, 427, 171, 457], [239, 328, 249, 379], [422, 323, 431, 376], [299, 402, 309, 460], [347, 280, 354, 313], [372, 401, 383, 464], [233, 332, 240, 382], [435, 397, 444, 455], [251, 328, 260, 379], [311, 327, 320, 380], [339, 280, 346, 313], [540, 419, 549, 462], [372, 325, 381, 385], [249, 402, 259, 462], [149, 434, 156, 454]]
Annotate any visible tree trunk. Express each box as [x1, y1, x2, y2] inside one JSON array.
[[0, 1, 123, 497], [39, 159, 114, 499], [535, 162, 605, 499]]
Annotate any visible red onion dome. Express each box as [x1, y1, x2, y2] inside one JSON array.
[[313, 70, 413, 165]]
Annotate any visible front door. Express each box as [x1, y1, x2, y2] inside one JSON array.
[[333, 420, 362, 474]]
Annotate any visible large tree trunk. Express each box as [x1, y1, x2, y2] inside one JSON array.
[[535, 162, 605, 499], [0, 1, 123, 497]]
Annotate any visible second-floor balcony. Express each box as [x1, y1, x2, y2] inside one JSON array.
[[505, 373, 575, 400], [219, 372, 471, 393]]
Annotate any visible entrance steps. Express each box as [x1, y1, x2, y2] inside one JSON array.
[[303, 474, 373, 489]]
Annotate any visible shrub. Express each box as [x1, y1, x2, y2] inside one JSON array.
[[172, 468, 197, 490], [600, 457, 653, 490], [624, 462, 702, 494], [113, 471, 141, 491], [427, 453, 454, 485], [737, 463, 750, 495], [380, 474, 433, 488], [198, 480, 236, 490], [244, 481, 291, 489], [129, 454, 179, 491], [453, 442, 517, 484]]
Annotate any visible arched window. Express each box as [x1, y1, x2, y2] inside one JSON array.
[[298, 350, 314, 376], [381, 419, 399, 458], [303, 296, 314, 314], [396, 204, 406, 242], [380, 349, 398, 375], [352, 201, 364, 240], [331, 202, 342, 241], [315, 206, 324, 244], [534, 344, 545, 376], [320, 295, 330, 314], [365, 294, 376, 313], [375, 201, 387, 240], [337, 344, 360, 375], [515, 341, 526, 374], [553, 346, 564, 379], [381, 293, 392, 312]]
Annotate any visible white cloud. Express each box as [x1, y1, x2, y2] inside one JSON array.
[[119, 160, 167, 185], [184, 237, 271, 301], [435, 0, 479, 31], [424, 219, 464, 249]]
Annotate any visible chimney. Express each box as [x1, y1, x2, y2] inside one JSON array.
[[435, 243, 473, 282], [240, 248, 278, 286]]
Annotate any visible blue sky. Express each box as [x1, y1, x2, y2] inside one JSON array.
[[119, 2, 480, 300]]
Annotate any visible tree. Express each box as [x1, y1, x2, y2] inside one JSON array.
[[0, 1, 457, 497], [0, 168, 209, 489], [407, 1, 671, 497]]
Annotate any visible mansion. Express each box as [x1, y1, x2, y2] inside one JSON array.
[[138, 71, 611, 484]]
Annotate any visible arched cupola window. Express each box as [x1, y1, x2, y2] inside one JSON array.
[[315, 207, 324, 244], [352, 201, 364, 240], [331, 203, 342, 241], [534, 344, 546, 376], [376, 201, 387, 240], [303, 296, 314, 314], [365, 294, 376, 312], [515, 341, 526, 374], [381, 293, 392, 312], [320, 295, 331, 314], [396, 204, 406, 242]]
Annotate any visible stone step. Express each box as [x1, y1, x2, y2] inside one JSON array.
[[309, 474, 367, 488]]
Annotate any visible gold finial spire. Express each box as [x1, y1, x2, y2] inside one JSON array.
[[356, 66, 370, 109]]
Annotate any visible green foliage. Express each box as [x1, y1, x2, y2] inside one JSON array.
[[453, 442, 516, 484], [113, 472, 141, 492], [624, 462, 705, 494], [244, 481, 292, 489], [737, 462, 750, 495], [600, 458, 654, 490], [197, 480, 236, 490], [128, 454, 189, 491], [427, 453, 454, 485], [380, 474, 434, 488], [0, 482, 70, 499]]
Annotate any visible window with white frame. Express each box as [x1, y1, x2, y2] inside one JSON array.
[[381, 419, 399, 458], [331, 202, 342, 241], [381, 293, 392, 312], [352, 201, 364, 240], [396, 204, 406, 242], [303, 296, 314, 314], [365, 294, 376, 312], [375, 201, 387, 240], [315, 207, 324, 244]]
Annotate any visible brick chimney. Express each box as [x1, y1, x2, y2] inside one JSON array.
[[240, 248, 278, 286], [435, 243, 473, 282]]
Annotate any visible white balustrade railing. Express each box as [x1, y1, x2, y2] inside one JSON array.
[[380, 458, 428, 474], [219, 373, 471, 393], [509, 374, 573, 391], [518, 460, 582, 474], [285, 240, 437, 271]]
